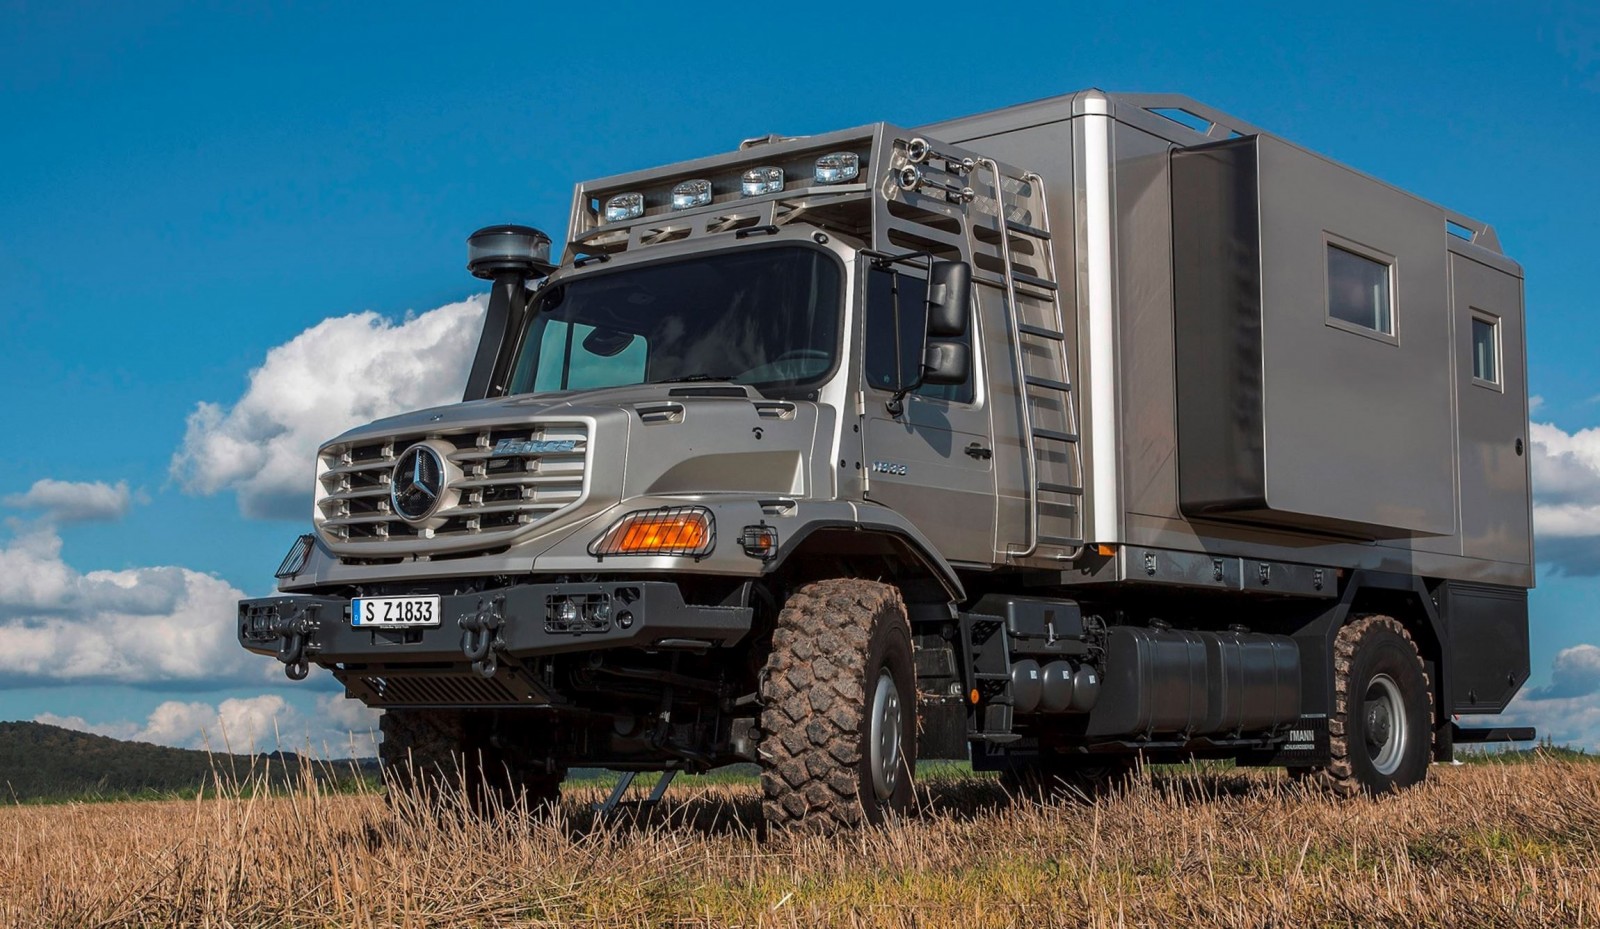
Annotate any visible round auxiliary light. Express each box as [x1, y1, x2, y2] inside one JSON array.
[[466, 224, 555, 280], [671, 178, 714, 210], [814, 151, 859, 184], [741, 165, 784, 196], [604, 191, 645, 223]]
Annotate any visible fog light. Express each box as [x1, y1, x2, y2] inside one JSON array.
[[670, 178, 713, 210], [603, 192, 645, 223], [814, 151, 859, 184], [555, 598, 579, 625], [738, 523, 779, 560], [466, 224, 555, 280], [741, 166, 784, 196]]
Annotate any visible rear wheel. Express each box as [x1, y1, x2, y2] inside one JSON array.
[[758, 579, 917, 831], [379, 709, 564, 813], [1322, 615, 1432, 796]]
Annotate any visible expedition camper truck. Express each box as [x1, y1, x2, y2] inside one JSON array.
[[239, 90, 1534, 831]]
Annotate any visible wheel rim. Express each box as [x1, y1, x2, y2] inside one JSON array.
[[868, 669, 903, 803], [1363, 673, 1408, 776]]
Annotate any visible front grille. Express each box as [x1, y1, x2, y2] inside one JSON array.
[[315, 422, 588, 549]]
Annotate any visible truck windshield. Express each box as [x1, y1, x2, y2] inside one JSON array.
[[507, 245, 842, 397]]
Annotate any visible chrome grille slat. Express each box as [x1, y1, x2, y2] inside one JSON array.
[[321, 460, 394, 479], [315, 422, 589, 549], [319, 486, 390, 504], [452, 474, 583, 490]]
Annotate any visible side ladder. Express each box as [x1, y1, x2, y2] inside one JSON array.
[[975, 160, 1085, 561]]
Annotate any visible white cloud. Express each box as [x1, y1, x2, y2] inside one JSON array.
[[3, 479, 137, 522], [170, 297, 486, 519], [1493, 644, 1600, 751], [1529, 421, 1600, 575], [36, 692, 379, 757], [0, 521, 279, 685], [1525, 644, 1600, 700]]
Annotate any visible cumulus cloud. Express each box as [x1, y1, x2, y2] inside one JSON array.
[[0, 521, 281, 685], [1492, 644, 1600, 750], [3, 478, 138, 522], [170, 296, 486, 519], [1529, 421, 1600, 575], [36, 691, 379, 757]]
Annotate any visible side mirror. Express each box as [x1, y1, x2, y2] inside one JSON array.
[[926, 260, 971, 338], [921, 340, 970, 385]]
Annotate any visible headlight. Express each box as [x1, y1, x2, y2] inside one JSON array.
[[814, 151, 860, 184], [603, 192, 645, 223], [741, 165, 784, 196], [670, 179, 713, 210], [589, 506, 715, 557]]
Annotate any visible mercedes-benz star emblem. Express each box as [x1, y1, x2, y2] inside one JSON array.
[[391, 444, 446, 521]]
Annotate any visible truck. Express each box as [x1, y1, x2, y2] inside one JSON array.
[[239, 89, 1535, 830]]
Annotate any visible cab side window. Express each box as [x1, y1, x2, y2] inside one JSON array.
[[863, 265, 974, 404]]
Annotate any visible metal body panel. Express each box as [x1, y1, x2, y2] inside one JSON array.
[[1172, 134, 1457, 538], [1439, 582, 1529, 713], [929, 90, 1531, 590]]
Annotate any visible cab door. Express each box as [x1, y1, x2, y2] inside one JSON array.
[[859, 262, 997, 565]]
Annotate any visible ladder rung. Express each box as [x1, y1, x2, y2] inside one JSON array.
[[1038, 482, 1083, 495], [1032, 428, 1079, 444], [1005, 219, 1051, 241], [1039, 535, 1085, 547], [1016, 323, 1064, 341], [1024, 375, 1072, 392], [1013, 272, 1059, 292]]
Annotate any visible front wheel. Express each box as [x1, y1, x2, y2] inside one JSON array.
[[1323, 615, 1433, 796], [758, 579, 917, 831]]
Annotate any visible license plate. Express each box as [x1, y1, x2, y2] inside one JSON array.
[[351, 595, 442, 628]]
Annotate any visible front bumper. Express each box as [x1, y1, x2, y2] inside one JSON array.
[[238, 580, 753, 681]]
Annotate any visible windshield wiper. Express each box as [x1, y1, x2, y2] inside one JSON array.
[[653, 374, 737, 384]]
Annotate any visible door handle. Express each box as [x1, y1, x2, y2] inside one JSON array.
[[965, 443, 993, 460]]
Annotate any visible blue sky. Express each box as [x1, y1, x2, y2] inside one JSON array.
[[2, 2, 1598, 752]]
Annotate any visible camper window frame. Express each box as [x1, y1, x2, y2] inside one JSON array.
[[1470, 309, 1503, 391], [1323, 233, 1399, 346]]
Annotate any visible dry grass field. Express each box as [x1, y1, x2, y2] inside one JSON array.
[[3, 757, 1598, 928]]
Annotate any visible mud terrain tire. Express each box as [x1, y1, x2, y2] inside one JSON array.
[[1322, 615, 1433, 797], [759, 579, 916, 831]]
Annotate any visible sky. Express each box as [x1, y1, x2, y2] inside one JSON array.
[[1, 1, 1598, 755]]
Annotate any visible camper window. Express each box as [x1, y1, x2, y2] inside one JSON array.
[[1326, 241, 1395, 339], [1471, 313, 1501, 388]]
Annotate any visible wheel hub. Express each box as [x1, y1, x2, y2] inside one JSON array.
[[1362, 672, 1408, 776], [868, 669, 903, 802]]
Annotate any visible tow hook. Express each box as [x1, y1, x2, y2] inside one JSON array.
[[459, 594, 506, 678], [268, 604, 319, 681]]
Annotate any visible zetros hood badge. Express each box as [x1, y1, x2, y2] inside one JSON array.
[[391, 443, 447, 521]]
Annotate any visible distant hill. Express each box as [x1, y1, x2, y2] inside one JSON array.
[[0, 721, 377, 802]]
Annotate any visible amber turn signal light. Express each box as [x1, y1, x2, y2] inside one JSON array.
[[589, 507, 716, 557]]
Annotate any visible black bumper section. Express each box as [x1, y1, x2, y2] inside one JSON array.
[[239, 581, 753, 680], [1452, 723, 1537, 744]]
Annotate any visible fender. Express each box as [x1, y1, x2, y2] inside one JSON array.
[[763, 501, 966, 604]]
